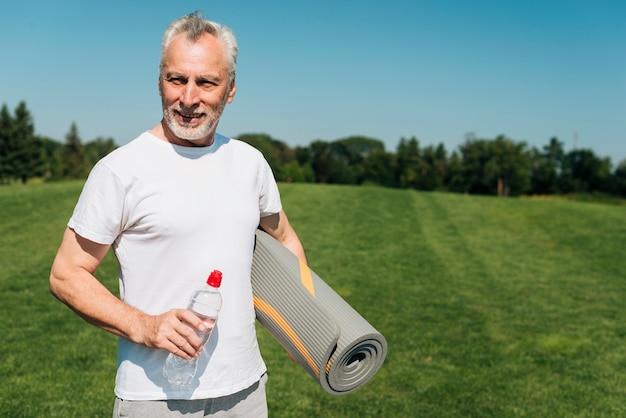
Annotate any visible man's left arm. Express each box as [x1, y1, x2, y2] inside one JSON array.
[[259, 209, 307, 264]]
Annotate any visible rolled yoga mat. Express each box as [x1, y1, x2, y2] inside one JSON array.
[[251, 229, 388, 395]]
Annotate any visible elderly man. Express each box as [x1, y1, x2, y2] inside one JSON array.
[[50, 12, 306, 417]]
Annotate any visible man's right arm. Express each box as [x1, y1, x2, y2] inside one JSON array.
[[49, 227, 208, 359]]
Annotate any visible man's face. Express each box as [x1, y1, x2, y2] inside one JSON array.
[[159, 32, 236, 146]]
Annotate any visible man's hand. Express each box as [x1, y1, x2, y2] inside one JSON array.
[[136, 309, 215, 359]]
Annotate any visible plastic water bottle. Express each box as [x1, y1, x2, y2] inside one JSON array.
[[163, 270, 223, 386]]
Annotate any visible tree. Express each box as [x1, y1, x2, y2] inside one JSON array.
[[12, 101, 44, 183], [530, 137, 564, 195], [281, 160, 315, 183], [362, 149, 396, 187], [334, 136, 385, 159], [308, 140, 333, 183], [417, 143, 447, 191], [459, 135, 530, 196], [84, 136, 117, 167], [301, 137, 375, 185], [325, 140, 359, 184], [307, 139, 363, 185], [560, 149, 612, 194], [485, 135, 530, 197], [0, 104, 13, 183], [458, 138, 493, 194], [613, 159, 626, 197], [58, 122, 89, 179], [331, 136, 386, 185], [238, 133, 297, 181], [445, 151, 465, 193], [395, 136, 421, 189], [40, 136, 62, 179], [0, 101, 44, 183]]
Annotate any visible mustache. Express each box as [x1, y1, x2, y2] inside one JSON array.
[[175, 104, 203, 113]]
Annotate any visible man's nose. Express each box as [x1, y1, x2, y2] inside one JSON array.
[[181, 83, 200, 107]]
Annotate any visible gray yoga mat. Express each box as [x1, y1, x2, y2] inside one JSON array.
[[251, 229, 387, 395]]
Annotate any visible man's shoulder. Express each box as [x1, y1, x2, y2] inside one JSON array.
[[217, 134, 264, 158], [88, 132, 159, 180], [101, 132, 157, 159]]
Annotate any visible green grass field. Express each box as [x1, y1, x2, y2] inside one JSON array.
[[1, 182, 625, 417]]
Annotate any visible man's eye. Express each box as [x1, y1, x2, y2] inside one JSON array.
[[167, 77, 185, 85], [198, 80, 217, 88]]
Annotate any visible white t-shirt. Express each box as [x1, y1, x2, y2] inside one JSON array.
[[68, 131, 282, 400]]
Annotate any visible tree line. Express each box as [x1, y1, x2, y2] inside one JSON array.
[[239, 133, 626, 198], [2, 101, 625, 197], [0, 102, 116, 183]]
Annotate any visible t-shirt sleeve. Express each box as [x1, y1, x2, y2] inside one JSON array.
[[258, 157, 282, 217], [68, 160, 126, 245]]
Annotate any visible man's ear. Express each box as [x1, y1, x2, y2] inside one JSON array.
[[226, 78, 236, 103]]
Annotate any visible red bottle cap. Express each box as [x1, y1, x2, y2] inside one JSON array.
[[207, 270, 222, 288]]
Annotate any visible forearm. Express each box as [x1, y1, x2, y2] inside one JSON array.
[[279, 230, 307, 264], [50, 262, 147, 342], [49, 227, 148, 343], [260, 210, 307, 264]]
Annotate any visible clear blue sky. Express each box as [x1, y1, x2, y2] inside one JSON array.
[[1, 0, 624, 164]]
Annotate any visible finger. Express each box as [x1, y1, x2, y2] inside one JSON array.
[[179, 310, 214, 333], [153, 311, 196, 357], [177, 311, 215, 348], [174, 324, 203, 353], [169, 336, 198, 359]]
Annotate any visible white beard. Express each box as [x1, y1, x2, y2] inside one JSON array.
[[161, 94, 228, 142]]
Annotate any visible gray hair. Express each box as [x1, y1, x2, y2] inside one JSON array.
[[159, 12, 238, 82]]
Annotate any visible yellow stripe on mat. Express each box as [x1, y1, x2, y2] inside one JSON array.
[[253, 295, 319, 377], [299, 260, 315, 297]]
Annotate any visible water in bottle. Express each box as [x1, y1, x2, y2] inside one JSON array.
[[163, 270, 223, 386]]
